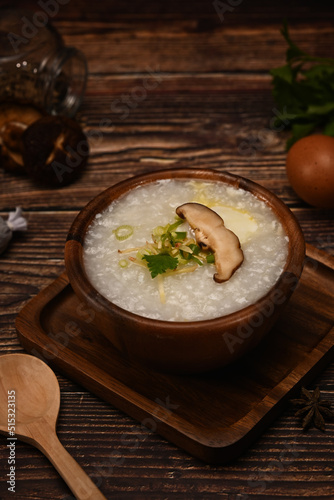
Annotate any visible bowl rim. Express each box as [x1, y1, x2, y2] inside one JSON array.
[[65, 167, 305, 331]]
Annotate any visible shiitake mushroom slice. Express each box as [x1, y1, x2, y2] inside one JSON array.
[[176, 202, 244, 282]]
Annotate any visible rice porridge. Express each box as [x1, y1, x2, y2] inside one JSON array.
[[84, 179, 289, 321]]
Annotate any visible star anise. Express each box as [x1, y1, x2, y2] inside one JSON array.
[[291, 386, 334, 431]]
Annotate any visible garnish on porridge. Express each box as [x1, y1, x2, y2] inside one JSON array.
[[176, 203, 244, 283], [83, 180, 288, 322], [117, 202, 244, 302], [118, 215, 216, 302]]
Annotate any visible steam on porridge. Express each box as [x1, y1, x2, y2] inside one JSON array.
[[84, 179, 289, 321]]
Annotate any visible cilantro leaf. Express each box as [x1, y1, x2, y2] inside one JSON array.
[[142, 254, 178, 278]]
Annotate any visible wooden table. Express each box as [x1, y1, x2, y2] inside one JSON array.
[[1, 1, 334, 498]]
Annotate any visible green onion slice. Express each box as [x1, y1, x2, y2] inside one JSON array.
[[114, 225, 134, 241], [118, 259, 129, 268], [189, 243, 200, 255], [206, 254, 215, 263]]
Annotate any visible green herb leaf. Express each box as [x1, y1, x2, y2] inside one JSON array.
[[142, 254, 178, 278], [286, 122, 317, 149], [191, 256, 203, 265], [307, 102, 334, 116], [174, 231, 187, 240], [168, 219, 184, 232], [188, 243, 201, 255], [323, 119, 334, 136], [281, 20, 307, 62], [271, 22, 334, 148], [270, 64, 295, 84]]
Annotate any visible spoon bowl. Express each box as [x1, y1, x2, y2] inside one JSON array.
[[0, 353, 59, 429], [0, 353, 106, 500]]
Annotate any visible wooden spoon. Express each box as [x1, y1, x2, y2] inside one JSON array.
[[0, 353, 106, 500]]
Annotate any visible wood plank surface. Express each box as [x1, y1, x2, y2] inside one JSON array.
[[14, 247, 334, 465], [1, 0, 334, 498]]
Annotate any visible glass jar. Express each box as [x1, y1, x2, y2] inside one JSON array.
[[0, 8, 87, 117]]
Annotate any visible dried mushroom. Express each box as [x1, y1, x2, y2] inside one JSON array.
[[22, 115, 89, 187], [176, 202, 244, 282], [0, 102, 44, 172], [0, 103, 88, 187]]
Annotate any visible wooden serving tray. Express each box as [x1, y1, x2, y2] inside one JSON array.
[[16, 244, 334, 464]]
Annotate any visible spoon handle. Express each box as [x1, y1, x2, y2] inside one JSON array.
[[32, 423, 107, 500]]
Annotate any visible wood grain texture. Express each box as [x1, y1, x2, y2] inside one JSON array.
[[15, 246, 334, 465], [0, 354, 107, 499], [1, 0, 334, 498]]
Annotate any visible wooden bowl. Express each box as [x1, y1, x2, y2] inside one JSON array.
[[65, 168, 305, 374]]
